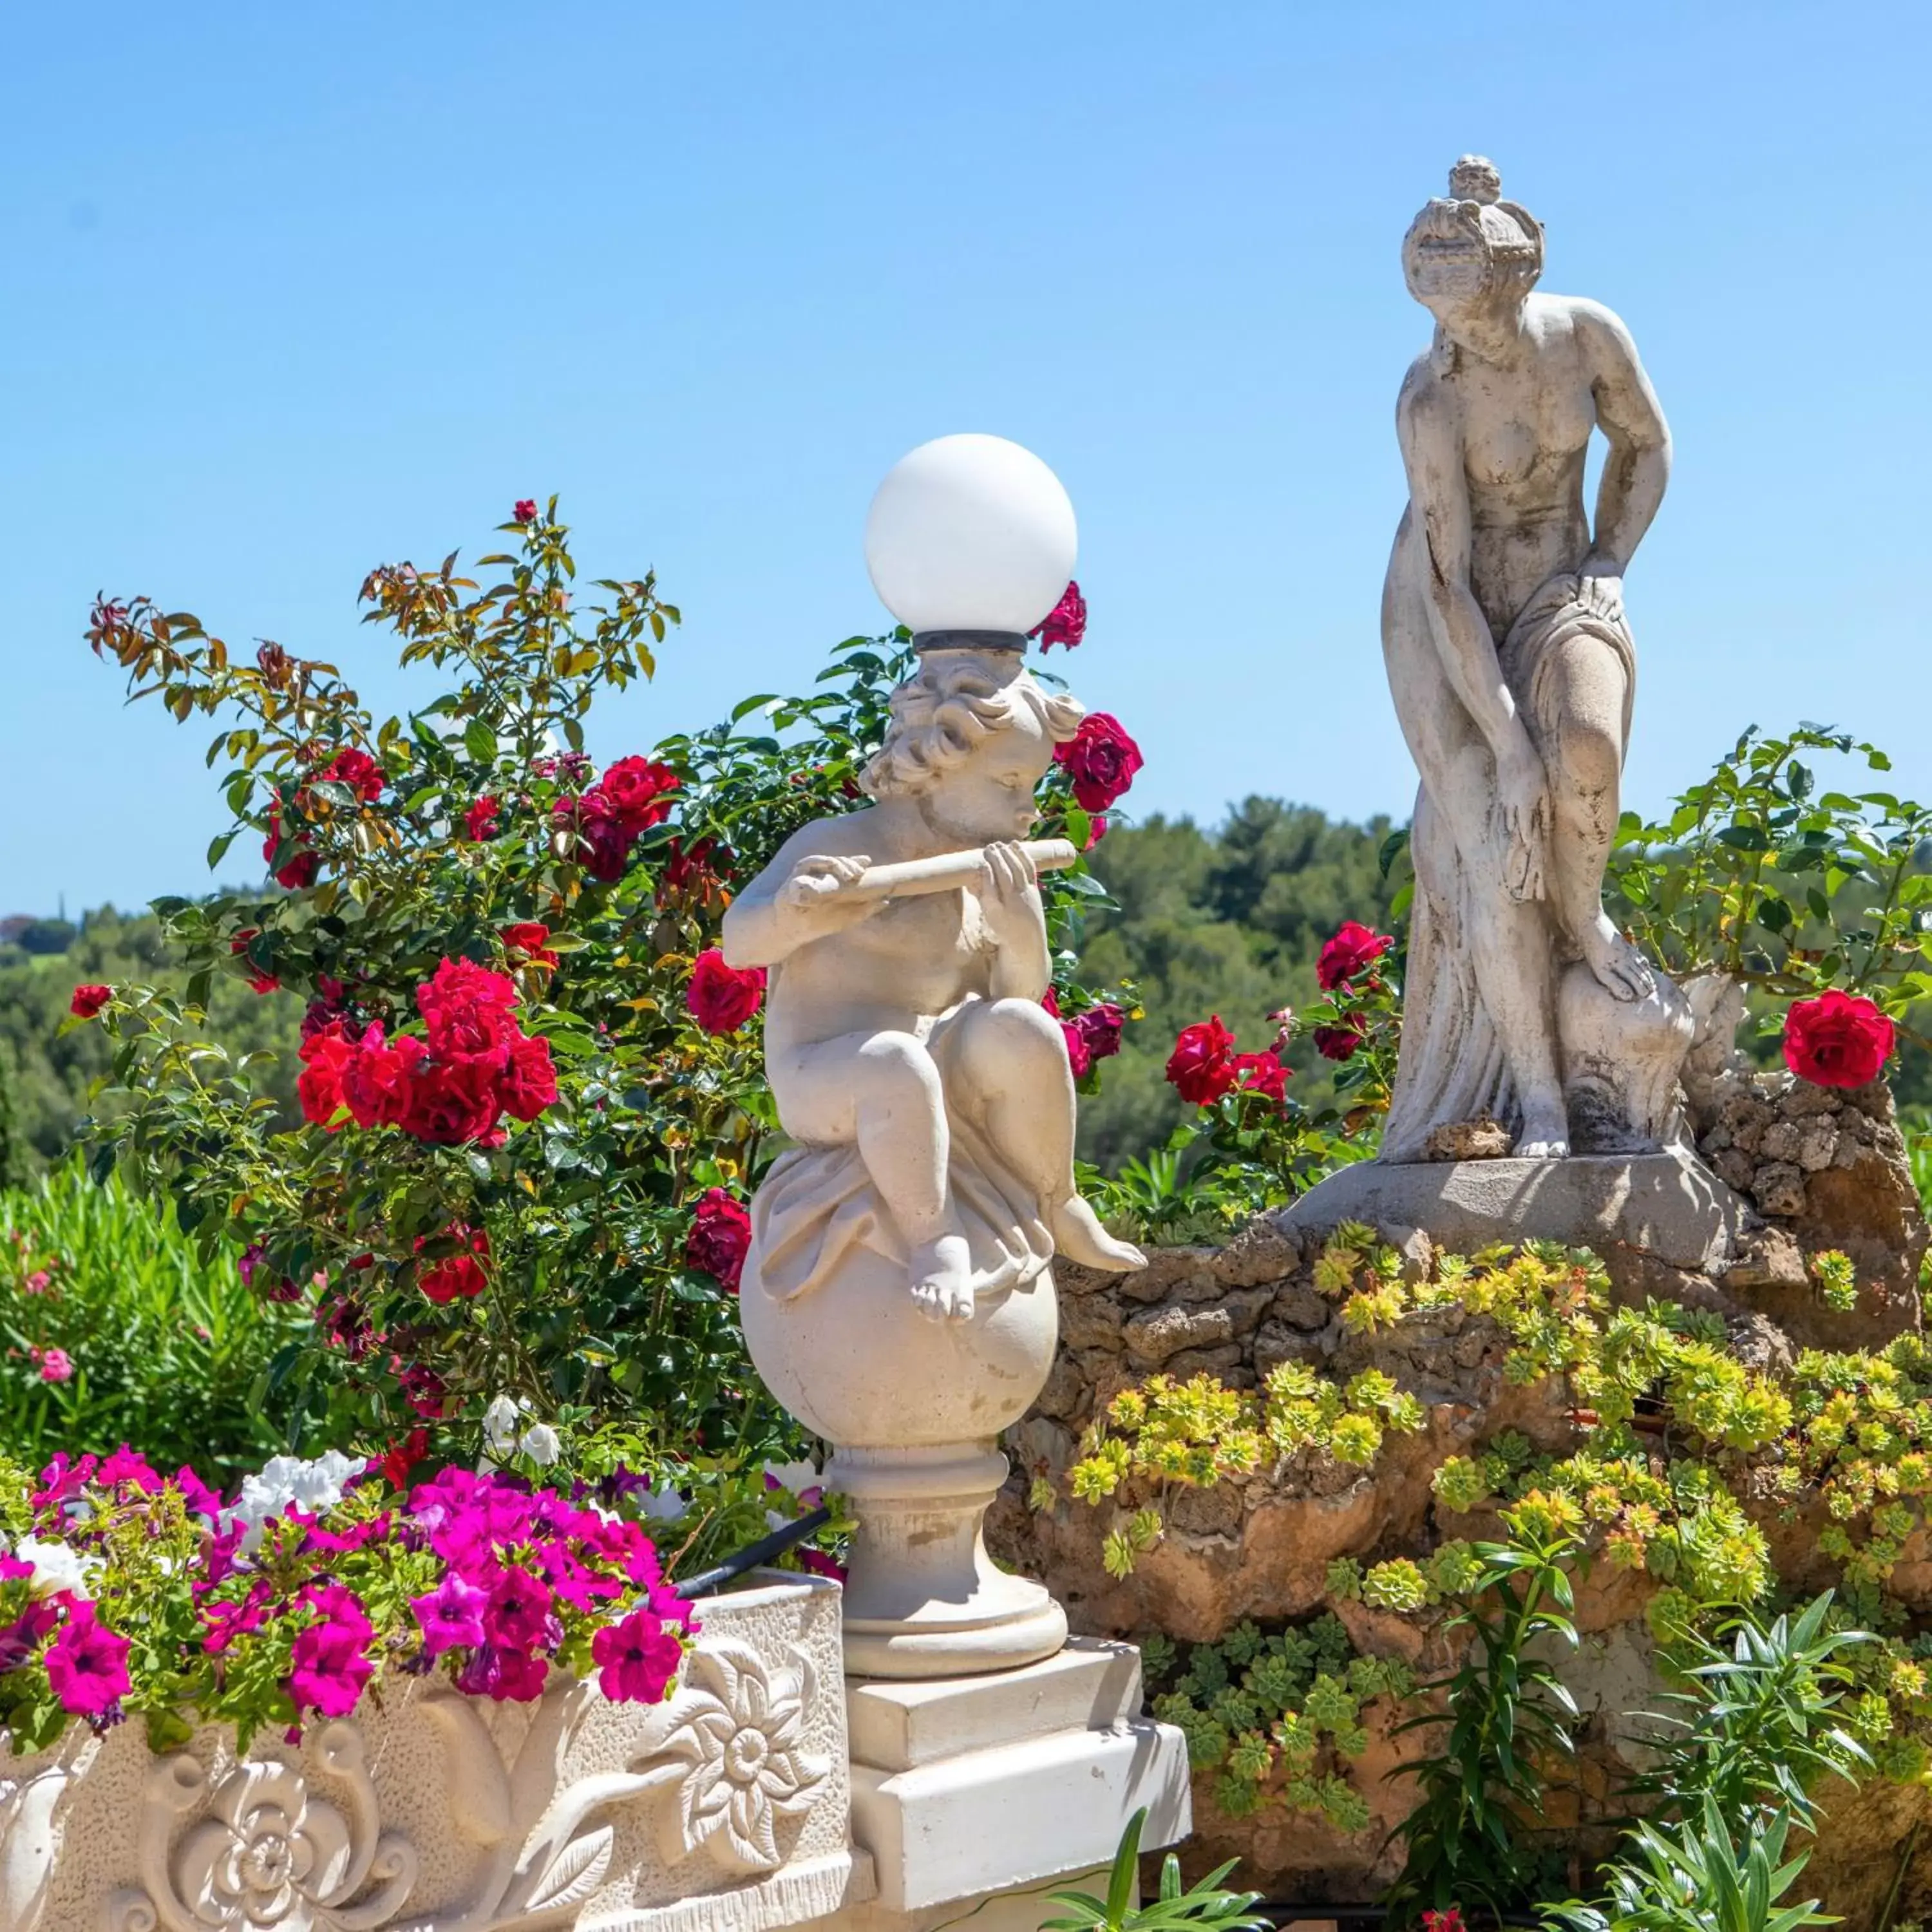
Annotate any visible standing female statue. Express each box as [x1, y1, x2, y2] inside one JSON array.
[[1381, 156, 1687, 1160]]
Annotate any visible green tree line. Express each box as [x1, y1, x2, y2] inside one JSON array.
[[1076, 799, 1403, 1171], [0, 907, 301, 1177], [12, 798, 1922, 1183], [0, 802, 1403, 1182]]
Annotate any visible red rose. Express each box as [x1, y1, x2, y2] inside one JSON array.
[[397, 1359, 450, 1419], [659, 836, 728, 902], [298, 1024, 355, 1129], [379, 1428, 431, 1491], [499, 1032, 559, 1121], [1054, 713, 1143, 814], [231, 930, 279, 994], [1234, 1048, 1290, 1103], [417, 956, 522, 1057], [500, 922, 558, 969], [319, 747, 385, 802], [416, 1225, 491, 1304], [687, 949, 766, 1034], [1074, 1002, 1126, 1065], [263, 803, 319, 890], [1316, 921, 1393, 992], [1030, 580, 1088, 652], [343, 1025, 426, 1129], [1060, 1019, 1093, 1078], [556, 793, 635, 883], [70, 984, 112, 1019], [513, 499, 538, 524], [1084, 814, 1108, 850], [1312, 1013, 1368, 1062], [465, 796, 501, 842], [398, 1050, 506, 1146], [1166, 1016, 1238, 1105], [598, 756, 681, 837], [686, 1188, 752, 1292], [1783, 989, 1894, 1090]]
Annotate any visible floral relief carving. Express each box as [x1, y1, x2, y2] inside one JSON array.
[[639, 1639, 831, 1874], [113, 1721, 415, 1932], [175, 1761, 357, 1928]]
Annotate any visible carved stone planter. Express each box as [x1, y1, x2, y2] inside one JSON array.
[[0, 1573, 866, 1932]]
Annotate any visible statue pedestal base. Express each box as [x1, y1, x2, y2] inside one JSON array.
[[801, 1638, 1191, 1927], [831, 1444, 1068, 1680], [1278, 1144, 1749, 1271]]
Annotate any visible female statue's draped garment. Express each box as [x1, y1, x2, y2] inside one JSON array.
[[1382, 569, 1636, 1162]]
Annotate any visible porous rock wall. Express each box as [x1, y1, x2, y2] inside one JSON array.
[[990, 1074, 1931, 1917]]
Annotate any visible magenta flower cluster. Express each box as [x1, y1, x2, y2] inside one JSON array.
[[0, 1446, 697, 1750]]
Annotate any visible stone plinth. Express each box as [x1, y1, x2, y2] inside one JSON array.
[[1278, 1144, 1749, 1271], [804, 1638, 1191, 1929]]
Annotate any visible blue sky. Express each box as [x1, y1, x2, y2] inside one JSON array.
[[5, 2, 1929, 916]]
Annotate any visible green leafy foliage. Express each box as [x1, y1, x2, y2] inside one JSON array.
[[1542, 1796, 1833, 1932], [1384, 1522, 1582, 1926], [1629, 1593, 1871, 1835], [1142, 1611, 1403, 1835], [1605, 724, 1932, 1038], [0, 907, 303, 1172], [1041, 1807, 1269, 1931], [1074, 801, 1406, 1175]]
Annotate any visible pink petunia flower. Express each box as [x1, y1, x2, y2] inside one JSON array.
[[410, 1571, 489, 1658], [591, 1607, 683, 1703], [46, 1605, 131, 1717]]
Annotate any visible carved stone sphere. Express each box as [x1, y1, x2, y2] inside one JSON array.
[[739, 1252, 1059, 1451]]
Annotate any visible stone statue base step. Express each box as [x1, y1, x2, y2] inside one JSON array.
[[1277, 1144, 1750, 1271], [817, 1638, 1191, 1924]]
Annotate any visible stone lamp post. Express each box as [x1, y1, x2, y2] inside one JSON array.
[[721, 436, 1189, 1924]]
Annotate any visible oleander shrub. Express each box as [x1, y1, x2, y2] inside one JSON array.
[[0, 1165, 321, 1484]]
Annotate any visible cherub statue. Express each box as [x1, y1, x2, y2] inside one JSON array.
[[721, 643, 1144, 1322]]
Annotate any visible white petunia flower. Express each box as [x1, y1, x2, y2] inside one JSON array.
[[639, 1482, 688, 1524], [227, 1449, 363, 1553], [761, 1460, 820, 1498], [13, 1534, 98, 1600], [519, 1423, 562, 1467], [482, 1394, 522, 1457]]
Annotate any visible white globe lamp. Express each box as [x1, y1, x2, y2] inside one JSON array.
[[864, 433, 1077, 641]]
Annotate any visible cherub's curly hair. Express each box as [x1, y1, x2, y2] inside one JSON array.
[[859, 657, 1084, 801]]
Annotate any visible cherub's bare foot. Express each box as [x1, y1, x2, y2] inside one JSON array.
[[1049, 1197, 1147, 1273], [1515, 1095, 1571, 1160], [909, 1233, 974, 1325], [1579, 913, 1654, 1004]]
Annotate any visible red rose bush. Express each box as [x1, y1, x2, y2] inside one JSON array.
[[77, 506, 1140, 1557]]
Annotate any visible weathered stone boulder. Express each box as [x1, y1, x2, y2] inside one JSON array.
[[1688, 1066, 1925, 1347]]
